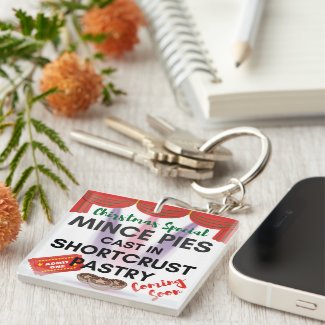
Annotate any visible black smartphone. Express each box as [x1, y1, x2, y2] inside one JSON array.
[[229, 177, 325, 321]]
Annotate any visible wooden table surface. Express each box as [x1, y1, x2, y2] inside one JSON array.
[[0, 2, 324, 324]]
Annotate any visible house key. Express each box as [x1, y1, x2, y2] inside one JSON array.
[[147, 114, 232, 161], [104, 116, 215, 169], [70, 130, 214, 180]]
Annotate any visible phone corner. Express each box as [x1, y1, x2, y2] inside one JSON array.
[[228, 255, 270, 307]]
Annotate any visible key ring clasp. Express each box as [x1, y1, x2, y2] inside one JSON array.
[[191, 127, 271, 199], [153, 178, 250, 215]]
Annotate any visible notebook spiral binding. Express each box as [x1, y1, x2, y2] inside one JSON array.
[[136, 0, 221, 112]]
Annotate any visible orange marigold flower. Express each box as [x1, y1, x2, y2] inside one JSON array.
[[100, 0, 146, 27], [0, 183, 21, 251], [82, 0, 145, 57], [40, 52, 103, 117]]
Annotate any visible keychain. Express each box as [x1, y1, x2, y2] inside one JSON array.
[[155, 126, 271, 215], [21, 122, 271, 316], [71, 116, 271, 215]]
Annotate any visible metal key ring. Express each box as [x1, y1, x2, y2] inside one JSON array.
[[191, 127, 271, 198]]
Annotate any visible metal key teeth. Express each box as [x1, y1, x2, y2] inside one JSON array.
[[70, 129, 215, 180], [104, 116, 218, 170], [141, 139, 180, 164], [146, 147, 175, 163], [72, 114, 231, 180], [140, 130, 217, 168], [150, 162, 214, 180]]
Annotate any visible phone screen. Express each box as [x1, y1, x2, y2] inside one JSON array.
[[233, 177, 325, 296]]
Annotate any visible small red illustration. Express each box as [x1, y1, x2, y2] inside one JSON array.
[[28, 254, 83, 275]]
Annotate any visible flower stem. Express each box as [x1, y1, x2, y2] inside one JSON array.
[[70, 13, 93, 59], [25, 86, 41, 193], [0, 65, 37, 100]]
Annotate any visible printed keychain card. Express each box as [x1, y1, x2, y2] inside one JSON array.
[[18, 190, 239, 316]]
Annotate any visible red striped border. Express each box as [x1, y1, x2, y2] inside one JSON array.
[[69, 191, 238, 243]]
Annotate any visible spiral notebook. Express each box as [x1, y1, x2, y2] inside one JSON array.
[[137, 0, 325, 122]]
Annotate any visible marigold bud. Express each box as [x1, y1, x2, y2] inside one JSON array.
[[82, 0, 145, 57], [0, 183, 21, 251], [40, 52, 103, 117]]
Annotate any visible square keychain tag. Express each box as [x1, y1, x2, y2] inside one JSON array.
[[18, 190, 239, 316]]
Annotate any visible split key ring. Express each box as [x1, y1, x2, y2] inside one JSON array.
[[191, 127, 271, 199]]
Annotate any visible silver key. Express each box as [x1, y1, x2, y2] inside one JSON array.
[[104, 116, 215, 170], [147, 114, 232, 161], [70, 130, 214, 180]]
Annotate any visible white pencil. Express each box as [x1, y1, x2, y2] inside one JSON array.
[[233, 0, 265, 67]]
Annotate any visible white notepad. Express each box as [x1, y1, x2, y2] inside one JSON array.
[[138, 0, 325, 122]]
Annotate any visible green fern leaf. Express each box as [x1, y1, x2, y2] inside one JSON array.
[[0, 112, 25, 163], [55, 161, 78, 185], [32, 141, 78, 185], [0, 68, 11, 80], [31, 118, 70, 152], [22, 184, 38, 221], [0, 22, 14, 31], [107, 82, 127, 96], [82, 33, 107, 43], [60, 1, 90, 10], [0, 122, 14, 132], [29, 56, 50, 67], [102, 86, 112, 105], [38, 185, 52, 222], [37, 164, 68, 191], [13, 166, 34, 194], [31, 87, 58, 104], [101, 67, 117, 75], [5, 142, 29, 186], [91, 0, 114, 8], [14, 9, 34, 36]]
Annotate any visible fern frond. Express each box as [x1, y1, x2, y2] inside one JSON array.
[[31, 87, 58, 104], [0, 108, 14, 123], [38, 185, 52, 222], [5, 142, 29, 186], [0, 112, 25, 163], [101, 67, 117, 75], [32, 141, 78, 185], [31, 118, 69, 152], [22, 184, 38, 221], [37, 164, 68, 191], [13, 165, 34, 194], [54, 160, 78, 185], [0, 122, 15, 132]]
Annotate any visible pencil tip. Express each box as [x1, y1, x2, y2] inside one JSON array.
[[235, 62, 241, 68]]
